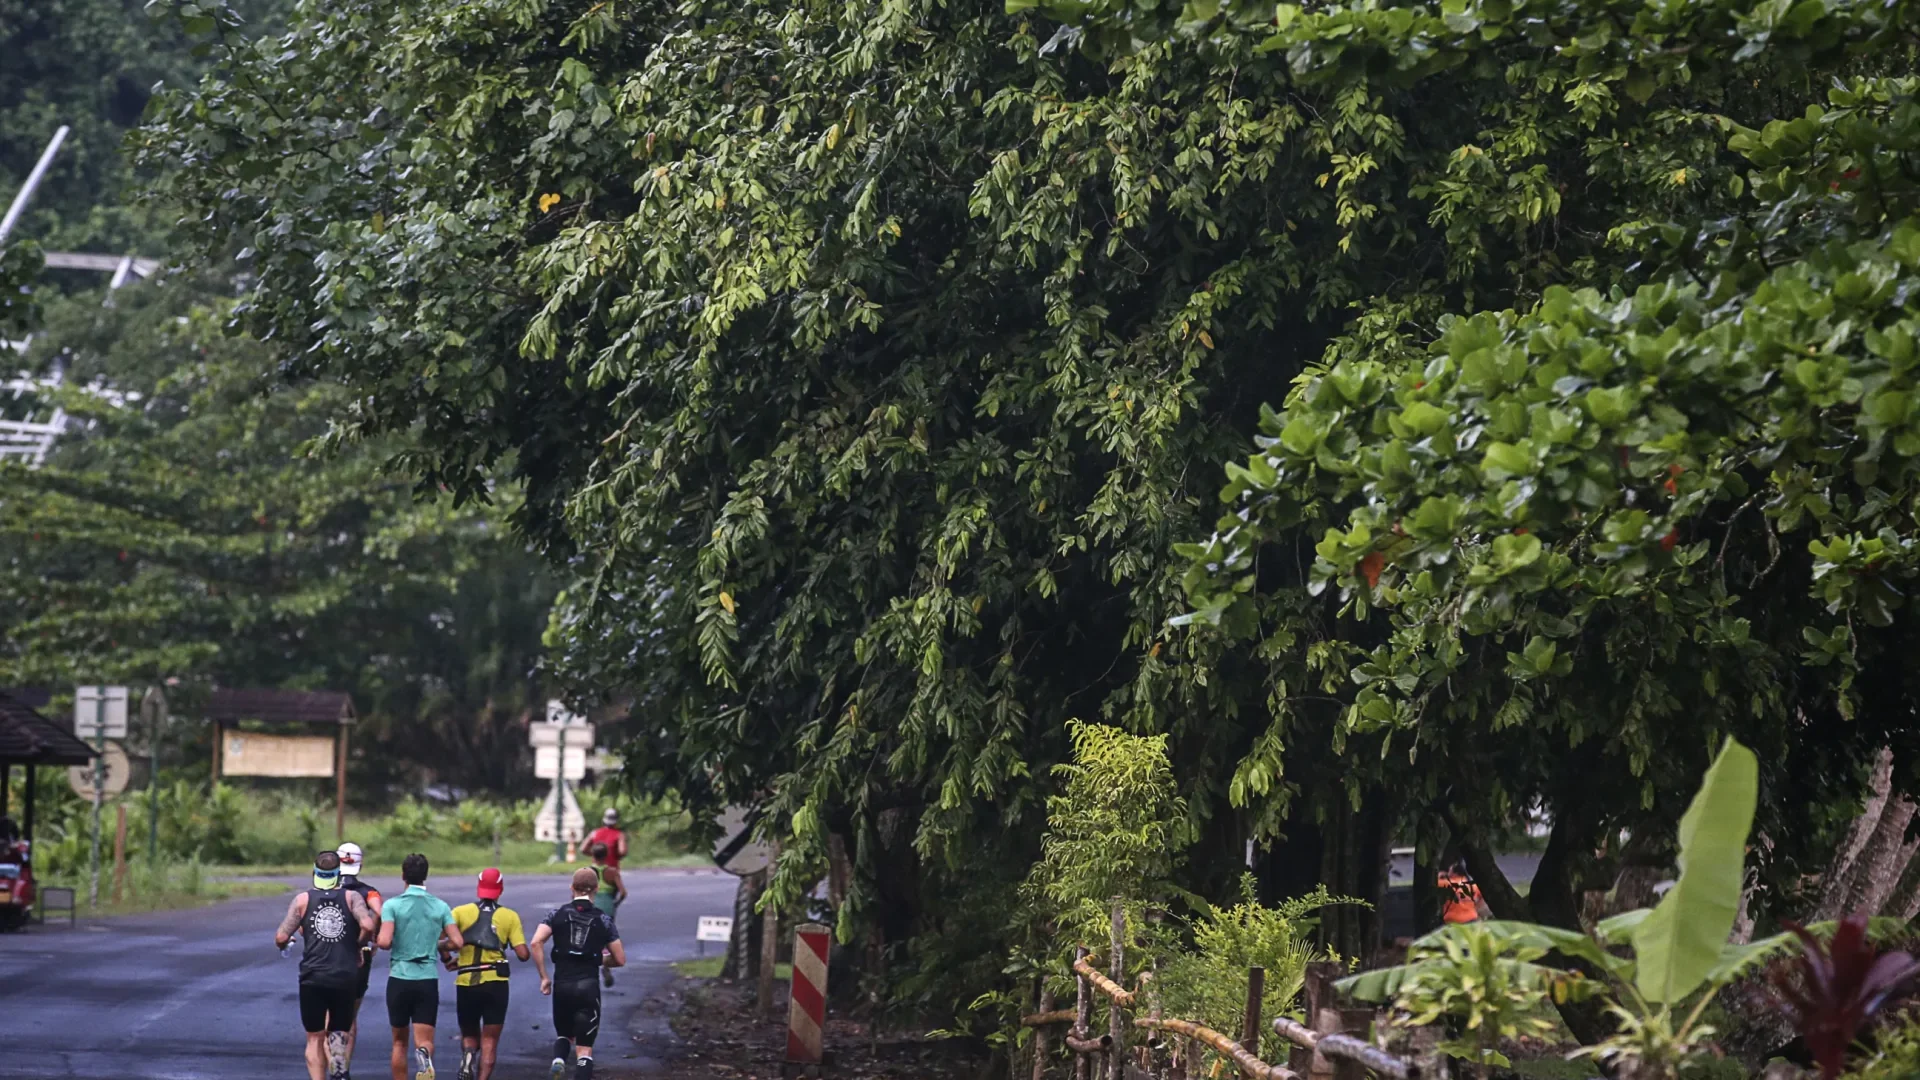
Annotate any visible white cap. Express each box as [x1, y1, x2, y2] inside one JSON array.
[[602, 807, 619, 825], [336, 842, 364, 874]]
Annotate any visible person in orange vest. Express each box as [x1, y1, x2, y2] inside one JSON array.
[[1439, 863, 1490, 924]]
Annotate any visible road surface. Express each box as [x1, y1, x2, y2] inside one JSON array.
[[0, 868, 737, 1079]]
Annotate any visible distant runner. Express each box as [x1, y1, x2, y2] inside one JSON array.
[[585, 809, 627, 869], [337, 841, 385, 1076], [443, 869, 529, 1080], [378, 854, 463, 1080], [530, 867, 626, 1080], [585, 843, 627, 987], [275, 851, 378, 1080]]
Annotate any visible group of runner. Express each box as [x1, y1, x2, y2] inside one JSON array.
[[274, 808, 634, 1080]]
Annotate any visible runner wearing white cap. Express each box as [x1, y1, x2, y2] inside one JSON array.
[[337, 842, 384, 1079]]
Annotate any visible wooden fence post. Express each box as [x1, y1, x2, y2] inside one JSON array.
[[1073, 946, 1091, 1080], [1032, 978, 1055, 1080], [1108, 900, 1126, 1080], [1241, 965, 1265, 1052]]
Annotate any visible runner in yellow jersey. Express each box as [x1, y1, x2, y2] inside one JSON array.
[[441, 869, 528, 1080]]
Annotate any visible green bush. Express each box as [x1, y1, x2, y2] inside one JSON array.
[[1844, 1017, 1920, 1080], [1153, 877, 1354, 1063]]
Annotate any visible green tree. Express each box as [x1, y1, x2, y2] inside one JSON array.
[[138, 0, 1919, 1028], [0, 273, 555, 794]]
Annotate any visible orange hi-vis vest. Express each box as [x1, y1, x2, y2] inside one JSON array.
[[1439, 871, 1482, 923]]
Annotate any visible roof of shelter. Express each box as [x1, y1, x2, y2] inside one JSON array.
[[207, 688, 356, 726]]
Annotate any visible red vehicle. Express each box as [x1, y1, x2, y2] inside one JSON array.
[[0, 818, 32, 931]]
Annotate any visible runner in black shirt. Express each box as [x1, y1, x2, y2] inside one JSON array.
[[275, 851, 378, 1080], [529, 868, 626, 1080]]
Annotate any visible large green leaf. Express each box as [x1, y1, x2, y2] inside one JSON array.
[[1630, 738, 1759, 1004]]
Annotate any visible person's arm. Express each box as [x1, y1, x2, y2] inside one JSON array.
[[510, 912, 531, 962], [604, 939, 626, 969], [274, 892, 307, 949], [529, 923, 552, 993], [377, 905, 396, 950], [346, 890, 377, 938], [615, 830, 628, 861], [439, 908, 465, 952], [609, 866, 628, 903]]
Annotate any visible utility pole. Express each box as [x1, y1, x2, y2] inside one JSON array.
[[0, 126, 69, 243], [552, 725, 568, 863]]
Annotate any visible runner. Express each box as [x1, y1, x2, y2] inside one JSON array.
[[529, 867, 626, 1080], [337, 841, 385, 1078], [585, 808, 627, 869], [377, 853, 463, 1080], [442, 869, 529, 1080], [585, 843, 627, 987], [275, 851, 378, 1080]]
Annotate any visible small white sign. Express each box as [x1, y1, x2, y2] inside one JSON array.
[[533, 744, 588, 781], [697, 916, 734, 943], [73, 686, 129, 739]]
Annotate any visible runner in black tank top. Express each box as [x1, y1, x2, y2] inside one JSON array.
[[276, 852, 377, 1080]]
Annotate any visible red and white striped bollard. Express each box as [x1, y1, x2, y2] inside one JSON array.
[[786, 921, 831, 1066]]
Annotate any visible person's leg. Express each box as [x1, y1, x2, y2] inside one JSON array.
[[386, 979, 410, 1080], [477, 1026, 502, 1080], [325, 987, 357, 1080], [456, 986, 481, 1080], [572, 987, 601, 1080], [411, 1025, 436, 1079], [301, 984, 332, 1080], [549, 985, 573, 1080], [409, 975, 440, 1079], [306, 1032, 329, 1080]]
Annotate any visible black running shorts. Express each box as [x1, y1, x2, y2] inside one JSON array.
[[552, 978, 601, 1047], [300, 981, 357, 1033], [455, 981, 510, 1035], [386, 976, 440, 1028]]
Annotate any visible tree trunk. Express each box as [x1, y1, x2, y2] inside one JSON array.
[[1847, 796, 1916, 917], [1811, 747, 1895, 922]]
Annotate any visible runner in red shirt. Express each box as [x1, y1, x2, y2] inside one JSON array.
[[585, 810, 627, 869]]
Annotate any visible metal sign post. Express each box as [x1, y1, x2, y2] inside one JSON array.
[[142, 687, 166, 861], [74, 686, 127, 908]]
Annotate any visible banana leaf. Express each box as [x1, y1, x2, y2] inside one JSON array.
[[1630, 738, 1759, 1004]]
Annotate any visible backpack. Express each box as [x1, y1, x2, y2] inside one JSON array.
[[468, 900, 503, 953], [553, 902, 602, 960]]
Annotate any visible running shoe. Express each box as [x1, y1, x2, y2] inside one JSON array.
[[457, 1048, 477, 1080], [413, 1047, 435, 1080]]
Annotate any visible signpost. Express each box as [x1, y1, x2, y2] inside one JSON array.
[[142, 688, 166, 861], [531, 702, 593, 860], [74, 686, 128, 907], [696, 915, 734, 957]]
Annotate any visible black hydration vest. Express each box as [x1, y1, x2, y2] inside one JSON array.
[[300, 887, 361, 989], [550, 899, 608, 978], [469, 899, 503, 952]]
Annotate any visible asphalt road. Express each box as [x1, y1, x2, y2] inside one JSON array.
[[0, 868, 739, 1079]]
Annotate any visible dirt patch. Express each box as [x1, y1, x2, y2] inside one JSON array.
[[612, 973, 989, 1079]]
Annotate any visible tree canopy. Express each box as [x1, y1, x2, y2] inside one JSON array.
[[138, 0, 1920, 1022]]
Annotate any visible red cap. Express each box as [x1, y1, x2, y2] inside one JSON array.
[[476, 868, 504, 899]]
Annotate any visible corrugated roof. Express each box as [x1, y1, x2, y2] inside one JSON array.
[[0, 690, 96, 765], [207, 688, 355, 726]]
